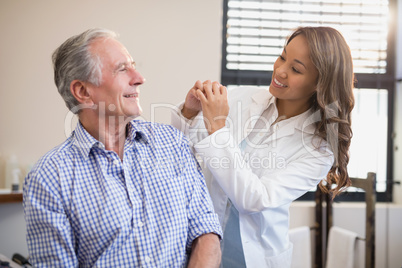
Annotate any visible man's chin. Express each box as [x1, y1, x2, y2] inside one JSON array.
[[127, 109, 143, 120]]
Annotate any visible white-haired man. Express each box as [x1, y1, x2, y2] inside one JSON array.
[[23, 28, 222, 267]]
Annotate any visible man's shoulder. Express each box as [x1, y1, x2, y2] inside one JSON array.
[[131, 120, 189, 152], [32, 136, 76, 172], [132, 120, 184, 138]]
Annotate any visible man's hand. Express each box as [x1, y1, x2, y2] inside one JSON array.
[[188, 233, 221, 268]]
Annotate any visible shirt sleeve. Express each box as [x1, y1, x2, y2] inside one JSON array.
[[23, 156, 78, 268], [179, 135, 223, 251], [194, 128, 334, 214]]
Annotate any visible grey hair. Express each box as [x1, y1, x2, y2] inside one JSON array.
[[52, 28, 118, 113]]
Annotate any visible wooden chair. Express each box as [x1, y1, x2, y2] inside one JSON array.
[[314, 172, 376, 268]]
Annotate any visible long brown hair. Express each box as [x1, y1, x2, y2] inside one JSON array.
[[287, 27, 355, 198]]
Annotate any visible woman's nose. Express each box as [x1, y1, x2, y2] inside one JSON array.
[[276, 64, 287, 79]]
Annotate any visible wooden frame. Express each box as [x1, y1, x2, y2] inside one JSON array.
[[315, 172, 376, 268], [0, 193, 23, 204]]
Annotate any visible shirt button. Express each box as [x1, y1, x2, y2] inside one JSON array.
[[138, 221, 144, 227], [113, 159, 119, 165], [145, 256, 151, 263]]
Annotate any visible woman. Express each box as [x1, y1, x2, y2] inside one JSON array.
[[172, 26, 354, 267]]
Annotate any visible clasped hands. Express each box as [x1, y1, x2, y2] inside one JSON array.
[[182, 80, 229, 135]]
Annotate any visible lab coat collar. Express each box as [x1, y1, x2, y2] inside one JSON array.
[[247, 90, 317, 141], [251, 88, 275, 108], [247, 89, 276, 131]]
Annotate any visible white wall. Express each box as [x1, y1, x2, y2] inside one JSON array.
[[0, 0, 223, 184]]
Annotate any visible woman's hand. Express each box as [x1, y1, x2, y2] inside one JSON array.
[[196, 80, 229, 135], [182, 80, 204, 119]]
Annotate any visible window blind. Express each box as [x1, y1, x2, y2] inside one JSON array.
[[225, 0, 389, 74]]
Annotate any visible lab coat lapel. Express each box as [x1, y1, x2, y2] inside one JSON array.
[[262, 122, 296, 145], [242, 90, 273, 140], [259, 109, 316, 145]]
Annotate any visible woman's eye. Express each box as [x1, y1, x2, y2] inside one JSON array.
[[279, 55, 285, 61], [292, 67, 301, 74]]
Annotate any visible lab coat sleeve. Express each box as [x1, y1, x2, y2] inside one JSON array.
[[193, 127, 334, 214], [170, 102, 210, 146]]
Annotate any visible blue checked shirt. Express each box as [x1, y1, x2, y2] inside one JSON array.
[[23, 120, 222, 268]]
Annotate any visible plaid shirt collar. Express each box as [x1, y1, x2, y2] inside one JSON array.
[[72, 120, 148, 160]]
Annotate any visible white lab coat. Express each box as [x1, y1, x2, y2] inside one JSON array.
[[171, 86, 334, 267]]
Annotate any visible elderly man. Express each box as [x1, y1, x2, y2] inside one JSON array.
[[23, 28, 222, 267]]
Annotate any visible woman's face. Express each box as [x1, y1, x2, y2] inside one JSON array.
[[269, 34, 319, 107]]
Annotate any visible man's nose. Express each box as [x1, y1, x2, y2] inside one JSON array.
[[130, 69, 145, 86]]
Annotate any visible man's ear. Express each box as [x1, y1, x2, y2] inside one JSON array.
[[70, 80, 94, 105]]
